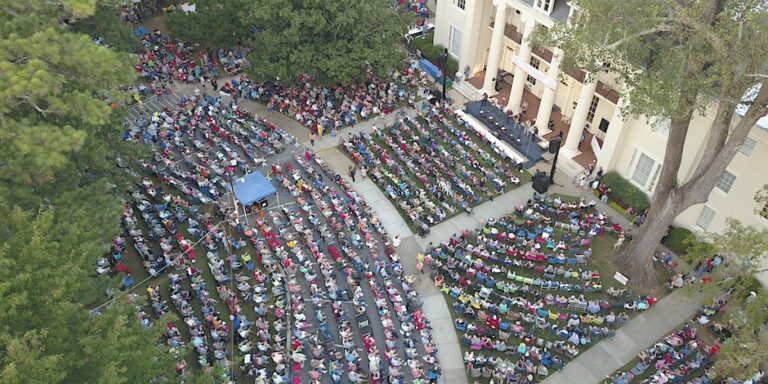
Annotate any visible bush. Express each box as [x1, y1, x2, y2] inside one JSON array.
[[665, 227, 692, 254], [602, 172, 650, 212], [411, 32, 459, 78]]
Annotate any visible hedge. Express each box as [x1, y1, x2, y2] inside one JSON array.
[[602, 172, 650, 213], [665, 227, 692, 254], [411, 32, 459, 79]]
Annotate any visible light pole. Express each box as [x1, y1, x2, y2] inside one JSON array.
[[442, 47, 448, 100]]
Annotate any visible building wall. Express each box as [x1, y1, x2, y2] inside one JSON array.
[[675, 127, 768, 234], [435, 0, 768, 241]]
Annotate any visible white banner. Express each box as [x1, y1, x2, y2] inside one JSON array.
[[512, 56, 557, 90], [591, 134, 601, 157]]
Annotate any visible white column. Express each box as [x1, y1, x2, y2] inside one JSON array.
[[506, 17, 536, 111], [561, 73, 597, 157], [534, 48, 564, 135], [481, 0, 509, 96], [595, 92, 628, 171], [459, 0, 485, 76]]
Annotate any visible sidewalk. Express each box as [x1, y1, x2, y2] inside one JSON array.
[[542, 289, 704, 384]]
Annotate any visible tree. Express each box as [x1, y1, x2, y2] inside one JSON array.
[[242, 0, 413, 86], [541, 0, 768, 287], [684, 217, 768, 379], [167, 0, 248, 48], [0, 1, 175, 382], [70, 4, 141, 52]]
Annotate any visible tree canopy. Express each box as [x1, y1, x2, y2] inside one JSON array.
[[167, 0, 248, 48], [540, 0, 768, 286], [243, 0, 413, 86], [0, 1, 175, 382]]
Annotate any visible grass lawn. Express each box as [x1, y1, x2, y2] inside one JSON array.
[[437, 194, 671, 384]]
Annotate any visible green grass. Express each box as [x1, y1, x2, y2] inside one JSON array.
[[439, 196, 672, 384]]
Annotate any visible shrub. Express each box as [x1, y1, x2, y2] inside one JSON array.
[[411, 32, 459, 78], [602, 172, 650, 213], [665, 227, 692, 254]]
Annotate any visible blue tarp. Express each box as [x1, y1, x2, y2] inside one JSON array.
[[232, 172, 276, 206], [134, 26, 148, 37], [419, 59, 443, 81]]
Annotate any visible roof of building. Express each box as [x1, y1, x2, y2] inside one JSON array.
[[232, 171, 276, 206]]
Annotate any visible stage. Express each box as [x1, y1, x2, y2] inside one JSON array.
[[464, 100, 547, 169]]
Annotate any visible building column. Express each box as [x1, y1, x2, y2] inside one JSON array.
[[481, 0, 509, 96], [506, 17, 536, 111], [595, 92, 628, 171], [534, 48, 564, 135], [458, 0, 485, 77], [561, 73, 597, 157]]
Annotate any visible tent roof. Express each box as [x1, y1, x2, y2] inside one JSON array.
[[232, 172, 276, 206]]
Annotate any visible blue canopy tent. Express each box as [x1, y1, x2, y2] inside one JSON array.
[[419, 58, 443, 82], [231, 172, 277, 208]]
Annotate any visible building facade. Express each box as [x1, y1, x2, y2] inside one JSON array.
[[434, 0, 768, 239]]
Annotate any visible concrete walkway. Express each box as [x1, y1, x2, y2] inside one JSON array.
[[542, 289, 704, 384]]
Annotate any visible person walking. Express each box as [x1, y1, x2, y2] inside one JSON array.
[[360, 165, 367, 179], [211, 78, 218, 92], [348, 165, 356, 182], [309, 132, 317, 147]]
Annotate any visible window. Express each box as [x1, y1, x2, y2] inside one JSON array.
[[586, 95, 599, 124], [648, 164, 662, 192], [535, 0, 552, 12], [715, 170, 736, 193], [455, 0, 466, 10], [527, 57, 540, 85], [632, 153, 655, 187], [696, 206, 716, 230], [448, 26, 462, 56], [739, 137, 757, 157]]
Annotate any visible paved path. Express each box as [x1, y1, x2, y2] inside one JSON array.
[[542, 289, 704, 384]]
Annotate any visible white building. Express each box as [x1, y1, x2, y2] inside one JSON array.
[[434, 0, 768, 239]]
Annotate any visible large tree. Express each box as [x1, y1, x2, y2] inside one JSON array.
[[543, 0, 768, 287], [243, 0, 413, 86], [167, 0, 249, 48], [0, 1, 177, 381]]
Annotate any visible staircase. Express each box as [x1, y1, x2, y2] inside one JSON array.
[[452, 80, 484, 102]]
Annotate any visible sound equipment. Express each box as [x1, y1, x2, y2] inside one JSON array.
[[548, 136, 562, 154], [532, 172, 550, 194]]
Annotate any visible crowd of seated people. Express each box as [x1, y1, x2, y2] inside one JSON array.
[[114, 94, 440, 382], [608, 295, 740, 384], [430, 196, 655, 383], [342, 111, 523, 228], [248, 68, 423, 135]]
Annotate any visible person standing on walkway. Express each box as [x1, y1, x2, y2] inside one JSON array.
[[211, 78, 218, 92], [392, 235, 401, 247], [309, 132, 317, 147], [360, 165, 367, 179], [348, 165, 356, 182]]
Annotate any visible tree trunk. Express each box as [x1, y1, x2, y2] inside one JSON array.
[[616, 191, 681, 291]]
